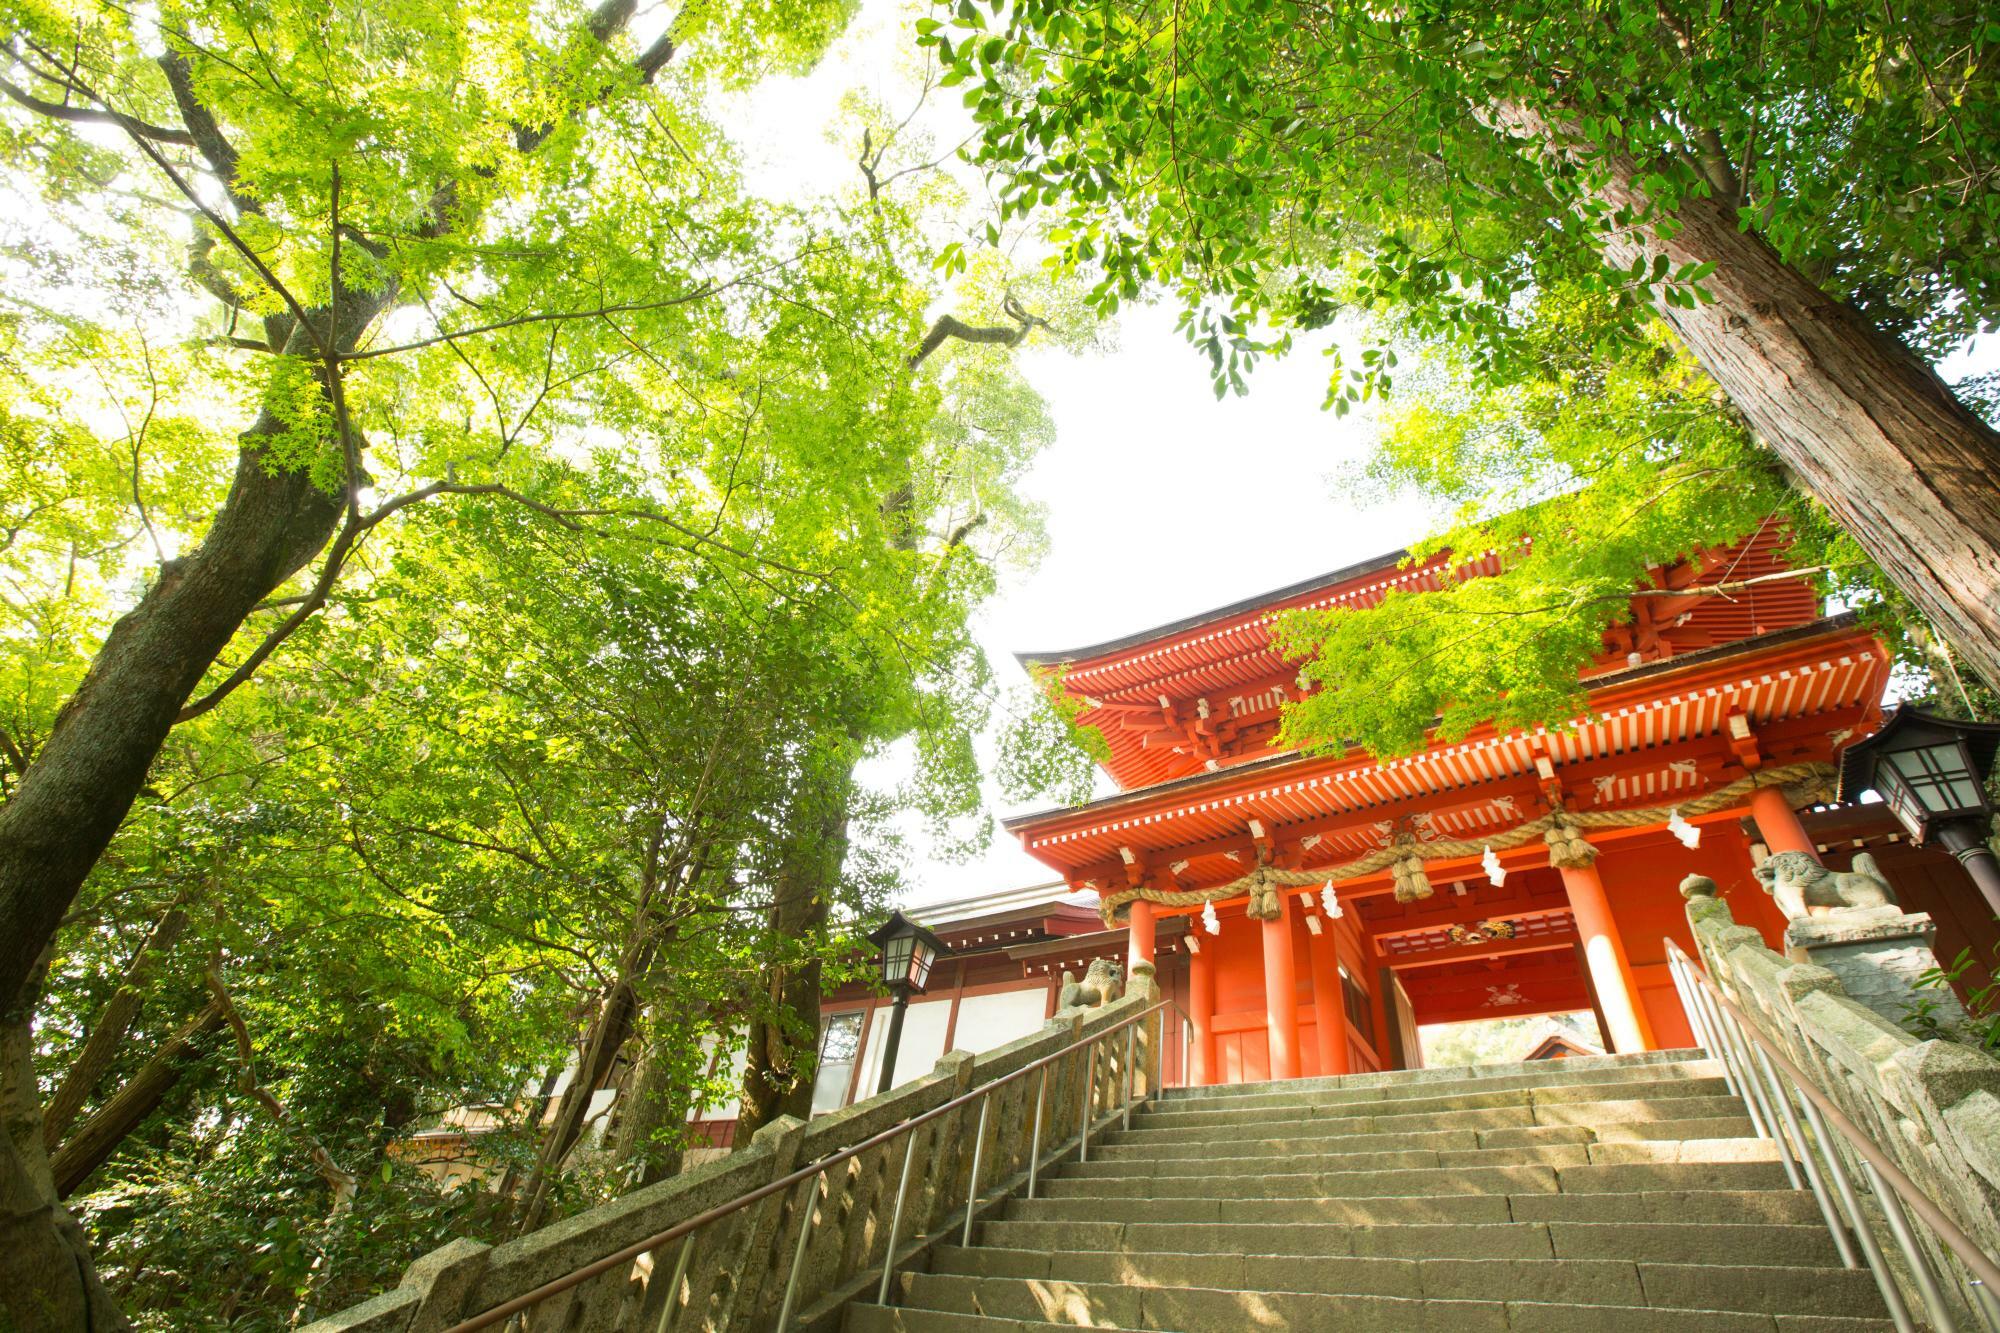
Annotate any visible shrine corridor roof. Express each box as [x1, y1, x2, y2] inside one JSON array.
[[1005, 614, 1887, 892], [1022, 529, 1819, 792]]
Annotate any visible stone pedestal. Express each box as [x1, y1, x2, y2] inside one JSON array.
[[1783, 907, 1967, 1032]]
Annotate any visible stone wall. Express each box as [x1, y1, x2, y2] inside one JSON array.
[[1684, 894, 2000, 1313], [302, 967, 1164, 1333]]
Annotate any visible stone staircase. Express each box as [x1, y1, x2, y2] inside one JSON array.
[[843, 1049, 1894, 1332]]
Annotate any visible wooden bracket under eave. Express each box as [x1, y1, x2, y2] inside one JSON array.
[[1726, 707, 1765, 770]]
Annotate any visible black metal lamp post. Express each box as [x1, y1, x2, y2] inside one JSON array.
[[1837, 706, 2000, 917], [868, 911, 947, 1095]]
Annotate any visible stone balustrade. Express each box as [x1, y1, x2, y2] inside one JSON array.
[[1683, 892, 2000, 1318], [304, 966, 1164, 1333]]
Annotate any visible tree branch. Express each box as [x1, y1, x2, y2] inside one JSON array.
[[173, 474, 833, 723], [173, 482, 437, 723], [339, 284, 726, 362], [206, 966, 357, 1209], [430, 483, 831, 581], [510, 0, 657, 152], [908, 294, 1049, 370], [1627, 563, 1833, 601], [0, 723, 28, 778], [155, 50, 258, 216], [0, 73, 194, 143]]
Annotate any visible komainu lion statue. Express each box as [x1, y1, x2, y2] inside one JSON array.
[[1753, 850, 1897, 921], [1058, 957, 1123, 1010]]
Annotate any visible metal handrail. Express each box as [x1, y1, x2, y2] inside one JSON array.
[[439, 996, 1172, 1333], [1665, 939, 2000, 1333]]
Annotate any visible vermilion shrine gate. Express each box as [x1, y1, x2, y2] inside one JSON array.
[[1005, 530, 1991, 1085]]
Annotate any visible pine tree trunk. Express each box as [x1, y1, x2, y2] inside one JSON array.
[[1618, 190, 2000, 686], [1495, 100, 2000, 687]]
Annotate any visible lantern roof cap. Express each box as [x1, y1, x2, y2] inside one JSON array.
[[1836, 705, 2000, 803], [865, 910, 948, 956]]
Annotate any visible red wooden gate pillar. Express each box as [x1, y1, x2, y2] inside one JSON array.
[[1307, 919, 1350, 1077], [1188, 934, 1216, 1086], [1261, 893, 1302, 1081], [1559, 860, 1655, 1054], [1126, 898, 1157, 974], [1749, 785, 1820, 860]]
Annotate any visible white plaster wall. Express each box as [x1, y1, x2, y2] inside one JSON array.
[[949, 989, 1048, 1055], [854, 996, 952, 1095]]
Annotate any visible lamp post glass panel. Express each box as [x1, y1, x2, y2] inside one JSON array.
[[1837, 708, 2000, 918], [867, 912, 947, 1094], [1875, 740, 1988, 839]]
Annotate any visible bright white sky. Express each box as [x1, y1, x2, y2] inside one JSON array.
[[728, 0, 1997, 909], [903, 313, 1438, 903]]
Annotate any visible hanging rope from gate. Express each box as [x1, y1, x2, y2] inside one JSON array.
[[1094, 760, 1834, 924]]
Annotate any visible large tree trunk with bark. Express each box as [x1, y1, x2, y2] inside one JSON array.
[[0, 422, 344, 1011], [737, 764, 853, 1139], [2, 954, 131, 1332], [0, 294, 380, 1325], [1622, 191, 2000, 686], [1496, 101, 2000, 688]]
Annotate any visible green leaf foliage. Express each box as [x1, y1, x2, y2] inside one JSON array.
[[931, 0, 1999, 395], [0, 0, 1088, 1323], [932, 0, 1997, 760], [1270, 297, 1883, 757]]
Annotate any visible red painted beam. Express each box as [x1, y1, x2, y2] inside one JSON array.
[[1383, 930, 1581, 970]]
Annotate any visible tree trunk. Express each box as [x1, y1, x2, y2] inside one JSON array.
[[0, 294, 380, 1326], [1496, 101, 2000, 688], [50, 999, 224, 1198], [2, 954, 132, 1332], [0, 423, 344, 1011], [513, 976, 640, 1234], [736, 765, 852, 1139], [607, 1038, 687, 1188], [1629, 192, 2000, 687], [44, 904, 190, 1146]]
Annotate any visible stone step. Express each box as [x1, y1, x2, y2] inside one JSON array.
[[1507, 1189, 1824, 1225], [852, 1296, 1898, 1333], [974, 1218, 1848, 1267], [1120, 1088, 1744, 1136], [1132, 1075, 1733, 1129], [1007, 1185, 1822, 1229], [1074, 1116, 1759, 1167], [1010, 1190, 1521, 1227], [1046, 1162, 1563, 1200], [836, 1049, 1881, 1333], [1099, 1095, 1751, 1146], [1038, 1158, 1789, 1202], [1158, 1048, 1708, 1102], [847, 1300, 1893, 1333], [842, 1307, 1083, 1333], [1153, 1057, 1726, 1114], [906, 1257, 1886, 1321]]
